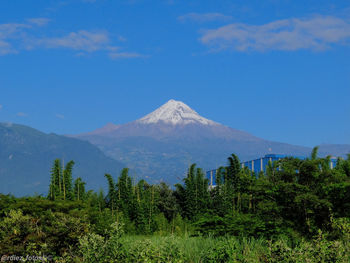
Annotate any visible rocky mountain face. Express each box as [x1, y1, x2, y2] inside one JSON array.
[[0, 123, 125, 196], [73, 99, 349, 185]]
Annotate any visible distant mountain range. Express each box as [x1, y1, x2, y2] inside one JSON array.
[[72, 99, 350, 185], [1, 100, 349, 196], [0, 122, 124, 196]]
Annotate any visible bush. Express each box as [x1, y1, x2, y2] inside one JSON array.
[[74, 222, 126, 263]]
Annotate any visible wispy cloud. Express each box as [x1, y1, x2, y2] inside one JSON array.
[[0, 40, 16, 55], [178, 13, 233, 23], [0, 23, 31, 38], [0, 19, 145, 59], [32, 32, 146, 57], [27, 18, 51, 27], [118, 35, 127, 42], [109, 52, 148, 59], [17, 112, 28, 117], [31, 30, 110, 52], [55, 114, 65, 119], [199, 16, 350, 52], [0, 104, 3, 110], [0, 21, 44, 55]]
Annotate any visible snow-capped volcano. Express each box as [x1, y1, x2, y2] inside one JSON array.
[[136, 99, 218, 126], [75, 99, 257, 140], [71, 99, 345, 186]]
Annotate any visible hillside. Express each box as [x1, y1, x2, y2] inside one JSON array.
[[72, 100, 350, 184], [0, 122, 125, 195]]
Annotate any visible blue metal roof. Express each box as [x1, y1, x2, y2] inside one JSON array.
[[206, 154, 339, 187]]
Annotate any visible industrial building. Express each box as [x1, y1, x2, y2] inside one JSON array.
[[206, 154, 338, 188]]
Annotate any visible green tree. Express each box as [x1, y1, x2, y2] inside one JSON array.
[[48, 159, 75, 201], [48, 159, 62, 200], [175, 164, 209, 220], [63, 160, 75, 200], [104, 173, 116, 213], [74, 177, 86, 201]]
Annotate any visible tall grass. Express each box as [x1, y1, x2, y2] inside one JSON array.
[[64, 221, 350, 263], [119, 235, 273, 263], [107, 234, 350, 262]]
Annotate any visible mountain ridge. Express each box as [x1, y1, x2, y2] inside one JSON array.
[[75, 99, 262, 141], [0, 122, 125, 196], [1, 100, 349, 195], [71, 99, 350, 185]]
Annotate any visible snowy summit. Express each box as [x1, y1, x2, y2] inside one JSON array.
[[137, 99, 218, 126]]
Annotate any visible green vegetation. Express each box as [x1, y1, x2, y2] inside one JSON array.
[[1, 147, 350, 262]]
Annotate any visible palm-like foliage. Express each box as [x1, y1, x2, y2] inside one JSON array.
[[104, 173, 116, 210], [74, 177, 86, 201], [63, 161, 75, 200], [311, 146, 319, 161], [48, 159, 77, 200]]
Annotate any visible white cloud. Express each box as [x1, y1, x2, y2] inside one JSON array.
[[27, 18, 51, 27], [0, 19, 143, 59], [17, 112, 28, 117], [200, 16, 350, 52], [109, 52, 147, 59], [118, 35, 127, 42], [32, 30, 110, 52], [106, 46, 120, 52], [0, 40, 17, 55], [178, 13, 233, 23], [0, 104, 3, 110], [0, 23, 31, 38], [0, 22, 38, 55], [55, 114, 65, 119]]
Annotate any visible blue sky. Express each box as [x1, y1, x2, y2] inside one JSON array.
[[0, 0, 349, 147]]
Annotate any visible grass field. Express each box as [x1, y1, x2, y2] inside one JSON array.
[[73, 230, 350, 263]]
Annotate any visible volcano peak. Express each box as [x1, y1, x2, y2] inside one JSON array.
[[136, 99, 218, 126]]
